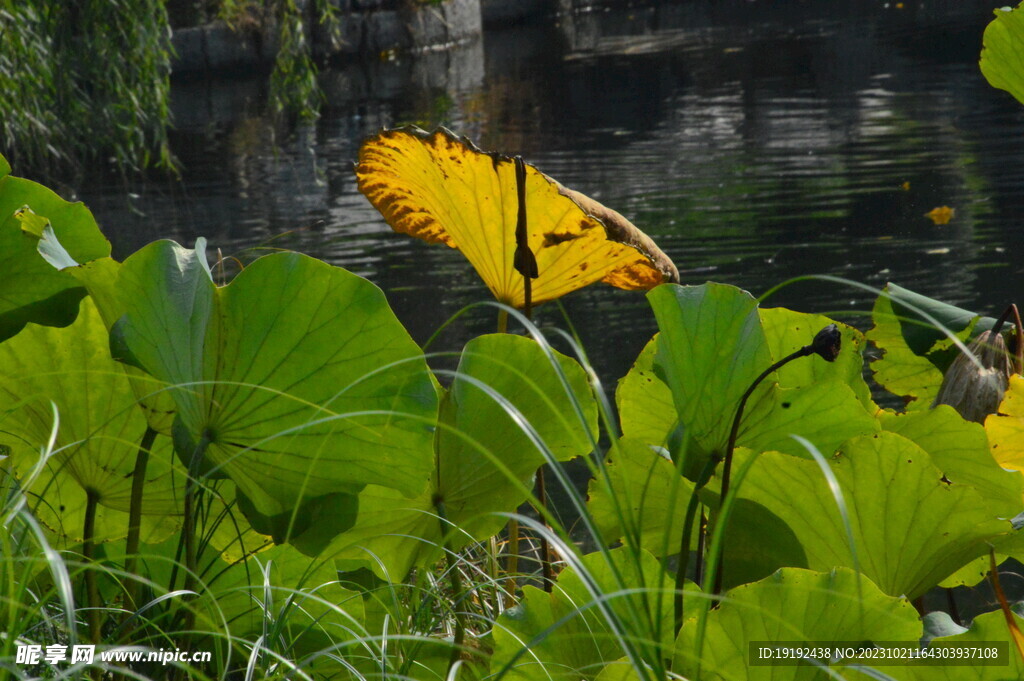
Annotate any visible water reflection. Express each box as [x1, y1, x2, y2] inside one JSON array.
[[77, 0, 1023, 389]]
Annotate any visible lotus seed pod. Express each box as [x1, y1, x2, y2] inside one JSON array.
[[809, 324, 842, 362], [932, 330, 1012, 423]]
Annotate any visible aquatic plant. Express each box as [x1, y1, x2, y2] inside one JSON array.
[[6, 11, 1024, 666], [0, 0, 174, 176]]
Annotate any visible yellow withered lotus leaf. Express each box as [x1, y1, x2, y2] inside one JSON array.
[[986, 374, 1024, 473], [355, 127, 679, 308]]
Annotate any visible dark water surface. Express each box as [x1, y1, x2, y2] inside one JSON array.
[[75, 0, 1024, 383]]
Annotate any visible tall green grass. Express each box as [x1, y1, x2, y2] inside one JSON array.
[[1, 296, 996, 680]]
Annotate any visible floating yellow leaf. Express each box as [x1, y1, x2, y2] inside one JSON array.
[[925, 205, 955, 225], [900, 181, 910, 191], [355, 127, 678, 308], [986, 374, 1024, 473]]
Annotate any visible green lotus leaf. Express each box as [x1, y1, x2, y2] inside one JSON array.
[[616, 336, 676, 446], [614, 284, 880, 466], [758, 308, 875, 409], [881, 608, 1024, 681], [731, 432, 1012, 599], [867, 284, 989, 409], [435, 333, 597, 521], [194, 542, 365, 652], [738, 381, 878, 459], [981, 4, 1024, 107], [492, 547, 689, 681], [674, 568, 921, 681], [0, 297, 181, 544], [587, 438, 694, 553], [326, 333, 598, 580], [42, 247, 176, 434], [943, 527, 1024, 588], [0, 169, 110, 342], [648, 283, 773, 474], [593, 660, 642, 681], [884, 283, 994, 357], [236, 488, 359, 557], [109, 240, 438, 520], [0, 153, 10, 178], [631, 285, 877, 478], [881, 406, 1023, 516]]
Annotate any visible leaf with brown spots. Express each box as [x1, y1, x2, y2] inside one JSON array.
[[355, 127, 678, 308]]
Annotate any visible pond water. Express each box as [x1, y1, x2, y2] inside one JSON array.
[[66, 0, 1024, 611], [74, 0, 1023, 389], [73, 0, 1024, 391]]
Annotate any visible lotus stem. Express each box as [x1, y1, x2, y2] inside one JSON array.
[[989, 548, 1024, 664], [181, 430, 211, 630], [434, 498, 467, 670], [674, 456, 718, 635], [506, 520, 520, 595], [497, 308, 519, 590], [713, 325, 841, 596], [511, 154, 553, 590], [945, 587, 962, 626], [82, 488, 102, 645], [535, 467, 553, 592], [124, 426, 157, 617], [993, 303, 1023, 374], [694, 510, 707, 586]]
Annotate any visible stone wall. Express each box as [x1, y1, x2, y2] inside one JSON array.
[[481, 0, 556, 27], [171, 0, 484, 74]]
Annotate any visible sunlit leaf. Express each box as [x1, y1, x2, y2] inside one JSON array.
[[731, 432, 1012, 599], [925, 206, 955, 225], [0, 298, 181, 544], [674, 568, 921, 680], [759, 307, 875, 409], [587, 438, 694, 553], [492, 548, 688, 681], [195, 542, 366, 655], [356, 127, 678, 308], [635, 284, 877, 477], [738, 381, 878, 459], [883, 609, 1024, 681], [866, 284, 987, 409], [981, 3, 1024, 107], [986, 374, 1024, 474], [588, 440, 808, 589], [615, 336, 676, 446], [0, 169, 110, 342], [42, 244, 176, 434], [110, 240, 438, 521], [647, 283, 772, 474], [882, 406, 1023, 514], [327, 334, 597, 580]]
